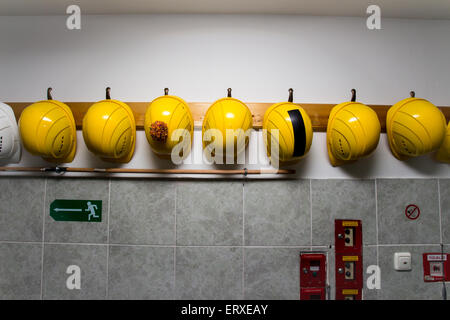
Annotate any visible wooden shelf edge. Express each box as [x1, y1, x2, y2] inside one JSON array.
[[7, 102, 450, 133]]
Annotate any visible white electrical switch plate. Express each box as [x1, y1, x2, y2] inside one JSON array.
[[394, 252, 412, 271]]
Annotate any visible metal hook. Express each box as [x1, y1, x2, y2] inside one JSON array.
[[164, 88, 169, 96], [410, 91, 416, 98], [106, 87, 111, 100], [288, 88, 294, 103], [43, 166, 67, 174], [227, 88, 232, 98], [351, 89, 356, 102], [55, 166, 66, 175], [47, 87, 53, 100]]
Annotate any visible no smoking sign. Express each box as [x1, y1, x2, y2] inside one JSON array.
[[405, 204, 420, 220]]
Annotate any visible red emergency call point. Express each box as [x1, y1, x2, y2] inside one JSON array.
[[335, 220, 362, 254], [334, 219, 363, 300], [300, 253, 327, 287], [422, 253, 450, 282], [335, 253, 363, 289], [300, 252, 327, 300]]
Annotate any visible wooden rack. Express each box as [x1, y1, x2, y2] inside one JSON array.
[[7, 101, 450, 132]]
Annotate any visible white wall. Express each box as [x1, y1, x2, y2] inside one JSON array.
[[0, 14, 448, 178]]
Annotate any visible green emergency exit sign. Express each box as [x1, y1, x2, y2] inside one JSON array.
[[50, 199, 102, 222]]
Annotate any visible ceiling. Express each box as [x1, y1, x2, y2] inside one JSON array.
[[1, 0, 450, 19]]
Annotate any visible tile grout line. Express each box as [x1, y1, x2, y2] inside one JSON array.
[[1, 240, 444, 248], [41, 241, 109, 246], [242, 181, 245, 299], [309, 179, 313, 251], [374, 179, 379, 300], [174, 183, 177, 299], [40, 177, 48, 300], [105, 178, 111, 300], [83, 243, 325, 248], [438, 179, 443, 245], [0, 240, 45, 245], [377, 243, 444, 247], [374, 179, 379, 268]]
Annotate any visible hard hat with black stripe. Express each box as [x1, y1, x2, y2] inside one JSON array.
[[263, 88, 313, 165]]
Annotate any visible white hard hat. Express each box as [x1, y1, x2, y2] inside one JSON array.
[[0, 102, 21, 164]]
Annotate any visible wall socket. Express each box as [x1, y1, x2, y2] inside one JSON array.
[[394, 252, 412, 271]]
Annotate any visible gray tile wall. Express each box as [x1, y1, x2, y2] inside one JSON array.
[[0, 177, 448, 300]]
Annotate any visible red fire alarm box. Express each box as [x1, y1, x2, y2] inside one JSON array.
[[335, 219, 362, 254], [335, 253, 363, 288], [300, 287, 326, 300], [335, 288, 362, 300], [335, 219, 363, 300], [423, 253, 450, 282], [300, 252, 327, 300], [300, 253, 327, 288]]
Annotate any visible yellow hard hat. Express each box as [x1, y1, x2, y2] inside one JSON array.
[[19, 88, 77, 163], [327, 89, 381, 166], [435, 121, 450, 163], [262, 89, 313, 165], [82, 87, 136, 163], [387, 91, 446, 160], [144, 88, 194, 159], [202, 88, 253, 161]]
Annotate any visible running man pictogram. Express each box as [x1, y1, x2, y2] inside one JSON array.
[[85, 201, 99, 221]]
